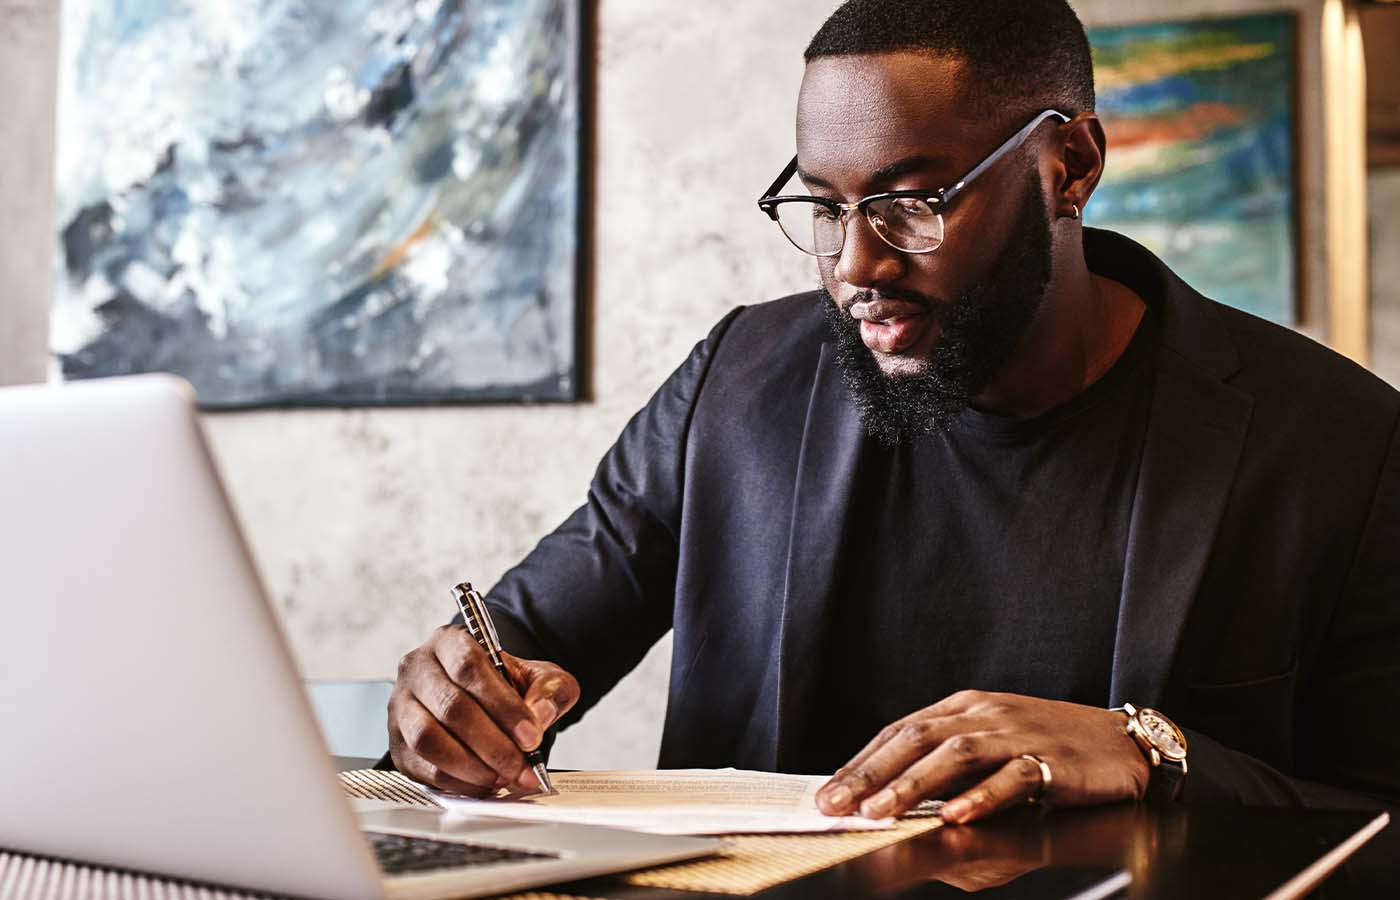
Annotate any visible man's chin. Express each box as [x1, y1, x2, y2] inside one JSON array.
[[871, 352, 931, 379]]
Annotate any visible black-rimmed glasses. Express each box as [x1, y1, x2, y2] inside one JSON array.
[[757, 109, 1070, 257]]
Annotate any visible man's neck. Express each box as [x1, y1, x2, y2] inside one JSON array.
[[973, 258, 1147, 419]]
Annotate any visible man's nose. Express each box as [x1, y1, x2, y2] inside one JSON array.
[[832, 211, 905, 288]]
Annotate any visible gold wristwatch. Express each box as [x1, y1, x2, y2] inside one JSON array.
[[1119, 702, 1188, 802]]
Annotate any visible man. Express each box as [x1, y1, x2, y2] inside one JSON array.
[[387, 0, 1400, 836]]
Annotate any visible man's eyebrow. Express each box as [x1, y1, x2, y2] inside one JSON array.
[[794, 166, 836, 191], [867, 154, 955, 187], [796, 154, 957, 193]]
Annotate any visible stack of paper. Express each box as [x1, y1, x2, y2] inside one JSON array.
[[433, 768, 894, 835]]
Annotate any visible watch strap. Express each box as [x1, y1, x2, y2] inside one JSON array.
[[1145, 757, 1186, 803]]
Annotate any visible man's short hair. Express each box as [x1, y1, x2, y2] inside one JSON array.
[[805, 0, 1096, 123]]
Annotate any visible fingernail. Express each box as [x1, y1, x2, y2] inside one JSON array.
[[514, 720, 541, 749], [529, 697, 558, 728], [850, 301, 870, 320], [824, 785, 853, 812], [517, 766, 541, 790], [862, 789, 896, 819], [942, 799, 970, 822]]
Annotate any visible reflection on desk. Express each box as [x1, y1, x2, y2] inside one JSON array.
[[554, 802, 1391, 900], [827, 804, 1386, 899]]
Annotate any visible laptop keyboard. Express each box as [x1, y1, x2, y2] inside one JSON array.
[[367, 831, 560, 876]]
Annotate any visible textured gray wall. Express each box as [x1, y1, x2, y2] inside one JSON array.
[[0, 0, 57, 387], [2, 0, 1396, 769]]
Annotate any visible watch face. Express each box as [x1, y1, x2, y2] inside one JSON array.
[[1138, 709, 1188, 760]]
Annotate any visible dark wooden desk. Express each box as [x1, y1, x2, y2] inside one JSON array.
[[544, 804, 1392, 900], [330, 760, 1393, 899]]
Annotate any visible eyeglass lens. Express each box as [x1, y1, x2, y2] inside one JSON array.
[[771, 198, 945, 257]]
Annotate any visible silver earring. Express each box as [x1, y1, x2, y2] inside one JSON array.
[[1069, 203, 1080, 221]]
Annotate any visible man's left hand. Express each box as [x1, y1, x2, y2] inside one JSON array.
[[814, 690, 1151, 824]]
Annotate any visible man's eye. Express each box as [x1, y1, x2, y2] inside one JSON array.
[[811, 206, 840, 222], [890, 198, 933, 216]]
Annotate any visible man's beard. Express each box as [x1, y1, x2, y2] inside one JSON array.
[[820, 177, 1054, 445]]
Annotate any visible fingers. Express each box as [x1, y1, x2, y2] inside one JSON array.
[[855, 731, 1019, 819], [816, 718, 924, 812], [508, 654, 581, 732], [389, 625, 583, 796], [817, 714, 981, 816], [432, 627, 544, 752], [390, 626, 540, 791], [831, 720, 914, 788], [387, 691, 500, 795], [416, 652, 537, 788], [817, 691, 994, 814], [940, 755, 1050, 824]]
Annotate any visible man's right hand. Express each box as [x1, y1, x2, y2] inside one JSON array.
[[388, 624, 580, 795]]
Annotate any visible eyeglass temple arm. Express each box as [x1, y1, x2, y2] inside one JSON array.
[[759, 156, 800, 204], [757, 110, 1069, 207], [940, 109, 1071, 205]]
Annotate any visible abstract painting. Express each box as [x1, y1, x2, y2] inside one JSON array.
[[1085, 13, 1298, 324], [51, 0, 582, 407]]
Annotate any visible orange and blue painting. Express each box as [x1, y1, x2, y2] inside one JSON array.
[[1086, 14, 1297, 324]]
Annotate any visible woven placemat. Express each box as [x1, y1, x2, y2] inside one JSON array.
[[0, 848, 614, 900], [342, 769, 943, 896], [0, 849, 279, 899], [614, 818, 942, 895], [339, 767, 442, 808]]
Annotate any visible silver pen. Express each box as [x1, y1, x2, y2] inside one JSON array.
[[451, 582, 556, 795]]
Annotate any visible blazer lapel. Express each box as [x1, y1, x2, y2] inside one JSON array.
[[1109, 317, 1253, 708], [771, 342, 869, 770]]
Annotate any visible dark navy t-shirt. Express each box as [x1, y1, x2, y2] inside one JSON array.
[[794, 306, 1160, 775]]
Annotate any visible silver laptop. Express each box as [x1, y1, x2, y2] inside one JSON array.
[[0, 374, 719, 900]]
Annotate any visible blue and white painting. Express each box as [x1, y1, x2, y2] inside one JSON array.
[[1085, 13, 1298, 325], [52, 0, 581, 406]]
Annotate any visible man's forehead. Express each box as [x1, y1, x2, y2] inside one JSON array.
[[795, 52, 982, 189], [798, 53, 975, 126]]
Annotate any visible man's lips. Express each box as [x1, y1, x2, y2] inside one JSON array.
[[849, 298, 936, 355], [850, 298, 926, 322]]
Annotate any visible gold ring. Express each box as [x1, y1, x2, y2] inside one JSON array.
[[1020, 753, 1052, 805]]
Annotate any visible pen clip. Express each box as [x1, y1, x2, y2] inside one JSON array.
[[452, 582, 504, 660]]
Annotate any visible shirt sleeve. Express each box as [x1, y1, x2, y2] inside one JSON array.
[[481, 306, 746, 734]]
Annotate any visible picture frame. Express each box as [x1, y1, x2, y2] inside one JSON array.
[[50, 0, 589, 408]]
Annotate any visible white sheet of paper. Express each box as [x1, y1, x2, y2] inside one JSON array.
[[432, 769, 895, 835]]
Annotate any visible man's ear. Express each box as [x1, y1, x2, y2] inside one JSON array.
[[1054, 113, 1107, 218]]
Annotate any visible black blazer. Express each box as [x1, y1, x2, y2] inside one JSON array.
[[486, 229, 1400, 824]]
